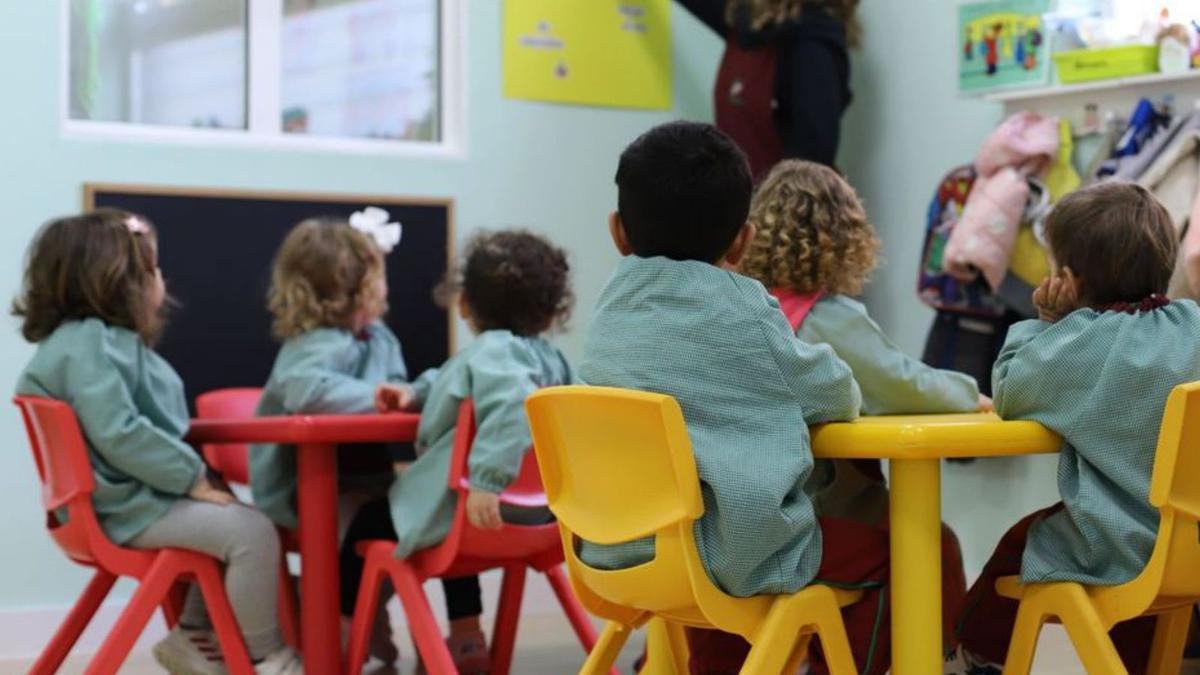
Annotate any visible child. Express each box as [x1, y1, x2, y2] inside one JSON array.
[[947, 182, 1200, 674], [250, 216, 410, 664], [739, 160, 983, 644], [579, 121, 890, 675], [338, 230, 571, 674], [13, 209, 300, 675]]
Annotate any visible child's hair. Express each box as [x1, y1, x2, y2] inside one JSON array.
[[726, 0, 861, 47], [268, 217, 385, 339], [13, 208, 166, 344], [1044, 182, 1177, 306], [615, 121, 753, 263], [740, 160, 879, 296], [440, 230, 572, 336]]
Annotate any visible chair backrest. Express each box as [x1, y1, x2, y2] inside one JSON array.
[[413, 398, 556, 576], [1145, 382, 1200, 597], [525, 386, 703, 546], [526, 386, 768, 631], [194, 388, 262, 485], [13, 396, 107, 564]]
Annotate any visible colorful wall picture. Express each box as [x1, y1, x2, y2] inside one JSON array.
[[958, 0, 1050, 94], [503, 0, 673, 110]]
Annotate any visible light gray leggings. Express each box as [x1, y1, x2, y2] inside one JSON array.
[[130, 500, 283, 660]]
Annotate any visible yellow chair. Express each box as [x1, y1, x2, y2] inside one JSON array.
[[526, 386, 863, 675], [996, 382, 1200, 675]]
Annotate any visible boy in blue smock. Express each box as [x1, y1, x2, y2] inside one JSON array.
[[947, 183, 1200, 674], [579, 121, 891, 675]]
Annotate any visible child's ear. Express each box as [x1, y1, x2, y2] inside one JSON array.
[[608, 211, 634, 256], [722, 222, 757, 267]]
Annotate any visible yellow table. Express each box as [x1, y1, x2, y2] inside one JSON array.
[[810, 413, 1061, 675]]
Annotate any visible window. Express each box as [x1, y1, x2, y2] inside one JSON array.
[[64, 0, 463, 154], [68, 0, 247, 129]]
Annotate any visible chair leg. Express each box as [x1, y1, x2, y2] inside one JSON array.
[[544, 565, 602, 651], [783, 634, 813, 675], [160, 581, 189, 630], [490, 565, 527, 675], [1000, 599, 1047, 675], [582, 621, 633, 675], [192, 560, 255, 675], [1057, 593, 1127, 675], [345, 551, 386, 675], [814, 610, 858, 675], [740, 598, 808, 675], [664, 620, 691, 675], [1147, 606, 1192, 675], [391, 562, 456, 675], [278, 562, 301, 649], [84, 555, 181, 675], [29, 569, 116, 675]]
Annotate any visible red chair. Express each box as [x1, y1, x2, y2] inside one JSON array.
[[194, 387, 300, 649], [344, 400, 611, 675], [13, 396, 255, 675]]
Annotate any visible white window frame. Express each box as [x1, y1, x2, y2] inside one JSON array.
[[59, 0, 467, 158]]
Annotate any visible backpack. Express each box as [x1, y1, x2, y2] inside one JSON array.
[[917, 165, 1008, 318]]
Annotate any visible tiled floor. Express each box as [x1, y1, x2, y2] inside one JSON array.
[[1, 617, 1190, 674]]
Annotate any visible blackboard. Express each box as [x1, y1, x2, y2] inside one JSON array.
[[85, 184, 454, 410]]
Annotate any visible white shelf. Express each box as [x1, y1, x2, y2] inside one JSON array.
[[983, 69, 1200, 103]]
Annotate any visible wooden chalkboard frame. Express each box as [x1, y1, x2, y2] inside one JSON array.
[[83, 183, 457, 355]]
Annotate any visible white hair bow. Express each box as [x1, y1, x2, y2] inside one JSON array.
[[349, 206, 402, 253]]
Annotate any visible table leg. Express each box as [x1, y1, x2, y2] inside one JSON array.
[[888, 458, 942, 675], [297, 442, 341, 675]]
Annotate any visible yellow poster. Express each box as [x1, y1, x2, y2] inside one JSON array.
[[503, 0, 673, 110]]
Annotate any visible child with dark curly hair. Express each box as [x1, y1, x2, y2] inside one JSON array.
[[739, 159, 987, 656], [339, 229, 574, 674]]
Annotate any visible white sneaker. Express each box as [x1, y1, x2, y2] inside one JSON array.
[[254, 646, 303, 675], [152, 627, 227, 675]]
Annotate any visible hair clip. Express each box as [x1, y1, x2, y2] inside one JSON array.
[[125, 216, 150, 235], [349, 207, 402, 254]]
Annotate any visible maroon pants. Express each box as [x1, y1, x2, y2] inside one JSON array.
[[958, 504, 1156, 672]]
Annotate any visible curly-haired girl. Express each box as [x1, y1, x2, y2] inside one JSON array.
[[740, 160, 985, 648], [339, 229, 574, 674], [250, 216, 412, 664]]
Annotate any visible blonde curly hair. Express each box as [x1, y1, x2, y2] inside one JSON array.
[[740, 160, 879, 296], [268, 218, 385, 339]]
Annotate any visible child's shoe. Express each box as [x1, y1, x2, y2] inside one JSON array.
[[152, 627, 226, 675], [254, 646, 303, 675], [943, 645, 1001, 675], [416, 629, 491, 674]]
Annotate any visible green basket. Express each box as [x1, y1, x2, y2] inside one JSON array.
[[1053, 45, 1159, 83]]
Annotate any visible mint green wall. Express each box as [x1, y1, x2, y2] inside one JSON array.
[[0, 0, 1062, 613]]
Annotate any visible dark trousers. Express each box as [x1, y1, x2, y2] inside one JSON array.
[[957, 504, 1156, 672], [339, 498, 482, 620]]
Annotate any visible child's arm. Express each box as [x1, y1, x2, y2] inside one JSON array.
[[275, 334, 377, 414], [762, 305, 862, 424], [376, 367, 440, 412], [991, 319, 1056, 423], [805, 298, 980, 415], [67, 335, 204, 496]]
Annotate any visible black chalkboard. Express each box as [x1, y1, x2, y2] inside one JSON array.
[[85, 184, 453, 410]]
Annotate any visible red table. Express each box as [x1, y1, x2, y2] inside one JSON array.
[[188, 413, 420, 675]]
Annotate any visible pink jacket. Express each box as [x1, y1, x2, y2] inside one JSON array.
[[943, 112, 1060, 290]]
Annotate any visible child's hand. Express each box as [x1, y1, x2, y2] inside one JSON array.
[[466, 489, 502, 530], [1032, 273, 1080, 323], [189, 474, 236, 506], [978, 394, 994, 413], [375, 383, 415, 412]]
